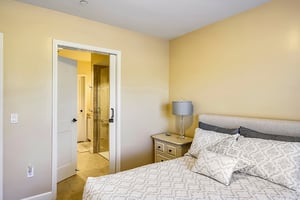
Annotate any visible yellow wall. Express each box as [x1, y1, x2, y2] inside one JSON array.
[[58, 49, 91, 62], [169, 0, 300, 136], [0, 0, 169, 199], [2, 0, 300, 198], [91, 53, 109, 66]]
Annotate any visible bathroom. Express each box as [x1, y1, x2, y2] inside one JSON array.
[[59, 49, 110, 162]]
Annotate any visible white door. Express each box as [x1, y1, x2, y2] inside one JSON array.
[[77, 75, 86, 142], [109, 55, 116, 173], [57, 56, 77, 182]]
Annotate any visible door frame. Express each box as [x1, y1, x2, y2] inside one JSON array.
[[52, 39, 122, 198], [0, 32, 3, 200], [77, 74, 87, 142]]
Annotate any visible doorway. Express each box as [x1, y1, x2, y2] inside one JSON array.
[[52, 39, 121, 198]]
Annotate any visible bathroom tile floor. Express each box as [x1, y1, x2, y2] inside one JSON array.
[[57, 151, 109, 200]]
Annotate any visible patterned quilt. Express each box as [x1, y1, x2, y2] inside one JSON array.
[[83, 156, 299, 200]]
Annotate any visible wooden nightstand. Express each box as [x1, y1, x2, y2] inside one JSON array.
[[151, 133, 193, 163]]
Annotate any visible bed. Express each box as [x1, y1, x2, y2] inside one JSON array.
[[83, 114, 300, 200]]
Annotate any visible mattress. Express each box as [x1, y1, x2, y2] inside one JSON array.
[[83, 155, 299, 200]]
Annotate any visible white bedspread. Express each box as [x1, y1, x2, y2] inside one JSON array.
[[83, 156, 299, 200]]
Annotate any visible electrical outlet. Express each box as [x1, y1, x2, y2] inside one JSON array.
[[10, 113, 18, 124], [27, 165, 34, 178]]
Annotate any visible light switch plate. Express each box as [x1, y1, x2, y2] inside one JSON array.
[[27, 165, 34, 177]]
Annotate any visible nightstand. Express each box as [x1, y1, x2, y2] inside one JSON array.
[[151, 133, 193, 163]]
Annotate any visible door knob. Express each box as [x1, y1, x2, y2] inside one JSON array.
[[72, 118, 77, 123]]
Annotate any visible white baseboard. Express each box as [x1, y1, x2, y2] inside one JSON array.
[[21, 192, 52, 200]]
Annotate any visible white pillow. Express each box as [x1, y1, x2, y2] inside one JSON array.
[[187, 128, 239, 158], [209, 136, 300, 192], [240, 137, 300, 192], [191, 149, 247, 185], [206, 136, 253, 172]]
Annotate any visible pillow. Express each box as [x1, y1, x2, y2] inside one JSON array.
[[206, 136, 237, 155], [240, 126, 300, 142], [199, 122, 239, 134], [187, 128, 239, 158], [206, 137, 253, 172], [210, 136, 300, 192], [191, 149, 248, 185]]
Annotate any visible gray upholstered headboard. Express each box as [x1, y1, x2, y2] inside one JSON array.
[[199, 114, 300, 137]]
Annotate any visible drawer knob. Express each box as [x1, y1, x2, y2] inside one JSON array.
[[161, 160, 164, 162], [158, 146, 161, 149], [169, 149, 172, 152]]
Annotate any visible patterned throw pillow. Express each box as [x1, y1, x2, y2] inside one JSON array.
[[207, 137, 253, 172], [191, 149, 247, 185], [187, 128, 239, 158], [209, 136, 300, 192]]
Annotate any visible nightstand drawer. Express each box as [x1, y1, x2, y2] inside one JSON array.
[[155, 141, 165, 152], [155, 153, 171, 162], [152, 133, 193, 163], [166, 145, 177, 156]]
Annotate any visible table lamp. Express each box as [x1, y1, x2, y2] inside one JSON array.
[[172, 101, 193, 138]]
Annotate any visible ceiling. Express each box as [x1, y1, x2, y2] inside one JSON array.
[[17, 0, 270, 39]]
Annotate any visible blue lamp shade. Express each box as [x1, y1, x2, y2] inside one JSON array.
[[172, 101, 193, 116]]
